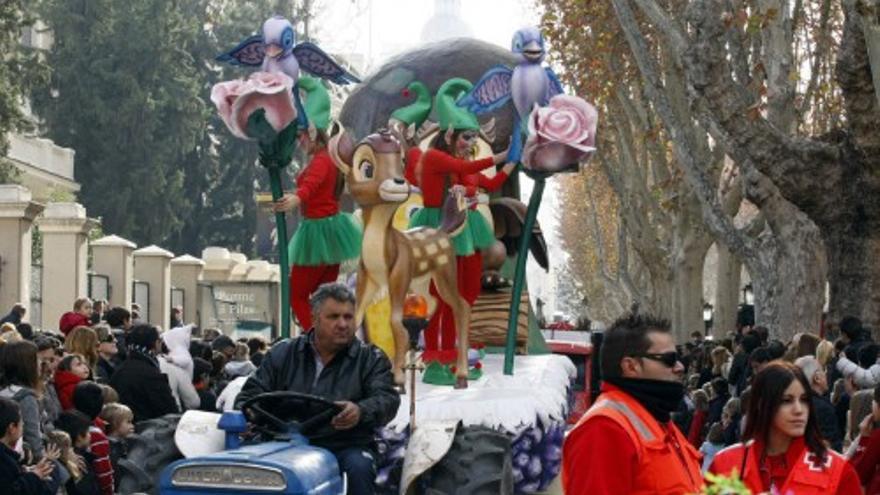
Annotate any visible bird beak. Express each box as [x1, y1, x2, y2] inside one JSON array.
[[522, 40, 543, 61], [265, 44, 283, 58]]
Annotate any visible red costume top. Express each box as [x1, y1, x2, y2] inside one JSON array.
[[404, 148, 495, 207], [453, 168, 509, 197], [295, 148, 340, 218], [710, 437, 861, 495]]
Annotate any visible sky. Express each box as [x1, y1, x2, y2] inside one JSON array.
[[311, 0, 567, 314]]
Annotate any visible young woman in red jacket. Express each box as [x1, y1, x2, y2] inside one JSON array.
[[273, 77, 361, 331], [393, 78, 509, 360], [710, 361, 861, 494]]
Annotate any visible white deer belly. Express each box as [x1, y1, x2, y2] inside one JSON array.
[[362, 221, 389, 284]]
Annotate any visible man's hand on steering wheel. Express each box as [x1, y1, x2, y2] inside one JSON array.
[[331, 401, 361, 430]]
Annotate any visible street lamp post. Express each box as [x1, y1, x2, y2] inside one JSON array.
[[703, 302, 714, 336]]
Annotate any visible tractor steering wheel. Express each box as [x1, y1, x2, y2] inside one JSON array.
[[240, 391, 343, 439]]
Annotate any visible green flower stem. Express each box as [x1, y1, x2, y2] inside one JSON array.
[[504, 175, 546, 375], [268, 166, 291, 339]]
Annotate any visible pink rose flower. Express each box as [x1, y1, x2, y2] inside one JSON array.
[[210, 72, 297, 140], [522, 95, 598, 172]]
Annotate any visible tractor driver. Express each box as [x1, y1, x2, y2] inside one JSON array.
[[235, 282, 400, 494]]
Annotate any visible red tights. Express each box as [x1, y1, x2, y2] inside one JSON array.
[[290, 264, 340, 330], [424, 252, 482, 357]]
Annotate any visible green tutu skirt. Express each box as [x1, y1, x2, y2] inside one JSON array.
[[288, 213, 362, 266], [409, 207, 495, 256]]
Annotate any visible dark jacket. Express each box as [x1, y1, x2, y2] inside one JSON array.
[[95, 357, 115, 384], [0, 443, 52, 495], [235, 334, 400, 452], [813, 393, 843, 452], [727, 352, 749, 395], [0, 310, 22, 326], [109, 351, 179, 423]]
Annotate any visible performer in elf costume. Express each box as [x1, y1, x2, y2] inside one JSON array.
[[273, 77, 362, 330], [396, 78, 510, 361]]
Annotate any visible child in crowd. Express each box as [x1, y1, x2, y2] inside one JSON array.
[[44, 430, 77, 488], [193, 358, 217, 412], [55, 410, 98, 495], [73, 382, 114, 495], [55, 354, 90, 411], [700, 422, 726, 472], [100, 402, 134, 487], [0, 397, 56, 494], [224, 343, 257, 379]]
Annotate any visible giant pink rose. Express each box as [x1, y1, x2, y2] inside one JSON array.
[[210, 71, 297, 140], [522, 95, 597, 173]]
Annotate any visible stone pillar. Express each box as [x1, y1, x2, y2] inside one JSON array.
[[0, 186, 43, 321], [90, 235, 137, 309], [171, 254, 204, 325], [201, 247, 239, 283], [37, 202, 98, 329], [133, 245, 174, 330]]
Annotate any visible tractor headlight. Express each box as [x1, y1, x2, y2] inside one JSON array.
[[171, 464, 286, 491]]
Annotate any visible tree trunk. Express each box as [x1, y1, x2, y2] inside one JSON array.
[[713, 242, 741, 337], [744, 172, 828, 340], [670, 220, 713, 341]]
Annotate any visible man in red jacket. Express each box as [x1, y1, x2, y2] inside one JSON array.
[[563, 313, 704, 494]]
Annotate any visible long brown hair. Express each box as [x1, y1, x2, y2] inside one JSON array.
[[0, 340, 42, 393], [743, 361, 827, 461], [65, 326, 99, 371]]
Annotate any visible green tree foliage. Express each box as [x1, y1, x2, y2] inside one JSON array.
[[32, 0, 313, 255], [32, 0, 204, 246], [0, 3, 48, 157]]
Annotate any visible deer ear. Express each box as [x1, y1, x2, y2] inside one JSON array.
[[329, 129, 356, 174], [406, 122, 417, 142], [480, 117, 496, 144], [444, 125, 455, 146]]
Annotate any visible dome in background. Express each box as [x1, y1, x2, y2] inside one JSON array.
[[420, 0, 473, 43]]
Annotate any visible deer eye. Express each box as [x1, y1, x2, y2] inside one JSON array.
[[359, 160, 374, 179]]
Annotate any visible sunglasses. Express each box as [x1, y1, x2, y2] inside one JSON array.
[[100, 335, 116, 344], [631, 351, 680, 368]]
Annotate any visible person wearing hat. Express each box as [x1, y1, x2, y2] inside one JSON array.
[[273, 77, 362, 331], [397, 78, 509, 360]]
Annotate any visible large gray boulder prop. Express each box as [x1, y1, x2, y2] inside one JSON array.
[[340, 38, 518, 149]]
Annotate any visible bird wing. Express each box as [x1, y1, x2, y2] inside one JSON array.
[[457, 65, 513, 114], [489, 197, 549, 271], [292, 42, 361, 85], [216, 34, 265, 67], [544, 67, 565, 101]]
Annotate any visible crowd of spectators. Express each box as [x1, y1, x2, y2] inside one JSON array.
[[0, 300, 269, 494]]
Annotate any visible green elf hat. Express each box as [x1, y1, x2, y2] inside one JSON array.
[[434, 78, 480, 131], [390, 81, 432, 129], [298, 76, 331, 131]]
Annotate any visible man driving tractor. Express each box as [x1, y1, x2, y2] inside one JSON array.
[[235, 282, 401, 494]]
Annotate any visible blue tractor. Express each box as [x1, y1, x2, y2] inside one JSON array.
[[158, 392, 347, 494]]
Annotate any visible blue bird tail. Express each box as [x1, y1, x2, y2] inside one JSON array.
[[508, 116, 524, 163]]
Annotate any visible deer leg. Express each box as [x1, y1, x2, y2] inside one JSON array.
[[432, 257, 471, 389], [388, 259, 412, 392], [355, 264, 379, 331]]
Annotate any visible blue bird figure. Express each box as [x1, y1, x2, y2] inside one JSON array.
[[216, 16, 360, 127], [458, 27, 564, 163]]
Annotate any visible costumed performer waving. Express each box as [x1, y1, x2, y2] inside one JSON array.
[[273, 77, 362, 331], [398, 78, 510, 361]]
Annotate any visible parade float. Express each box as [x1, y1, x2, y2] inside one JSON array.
[[135, 16, 597, 495]]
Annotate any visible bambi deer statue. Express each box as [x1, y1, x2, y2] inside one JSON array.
[[329, 129, 473, 390]]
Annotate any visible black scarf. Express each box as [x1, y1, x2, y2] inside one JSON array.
[[605, 377, 685, 423], [127, 343, 160, 369]]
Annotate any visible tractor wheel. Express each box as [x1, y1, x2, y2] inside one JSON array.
[[423, 425, 514, 495], [116, 414, 182, 495]]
